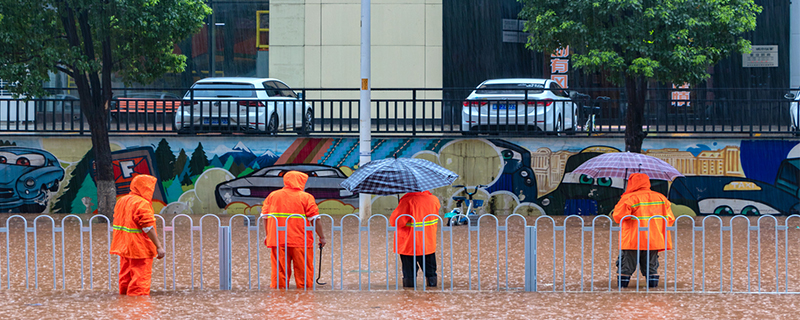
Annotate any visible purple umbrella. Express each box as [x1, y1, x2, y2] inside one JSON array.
[[571, 152, 684, 181]]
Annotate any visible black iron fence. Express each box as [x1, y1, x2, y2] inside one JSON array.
[[1, 87, 797, 136]]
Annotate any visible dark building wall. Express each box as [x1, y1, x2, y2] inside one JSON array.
[[442, 0, 543, 101]]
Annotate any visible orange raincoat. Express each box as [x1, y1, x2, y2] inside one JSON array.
[[261, 171, 320, 248], [261, 171, 320, 289], [389, 191, 441, 256], [612, 173, 675, 251], [110, 174, 158, 259], [109, 174, 158, 296]]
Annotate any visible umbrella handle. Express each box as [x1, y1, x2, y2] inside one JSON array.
[[316, 244, 326, 285]]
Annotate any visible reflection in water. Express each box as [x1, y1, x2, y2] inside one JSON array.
[[2, 291, 798, 319]]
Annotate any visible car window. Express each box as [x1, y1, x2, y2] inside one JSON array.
[[263, 81, 283, 97], [273, 82, 297, 99], [476, 83, 544, 94], [313, 169, 340, 177], [549, 82, 568, 97], [188, 83, 257, 98], [0, 152, 46, 167]]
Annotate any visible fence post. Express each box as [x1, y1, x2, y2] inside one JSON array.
[[524, 225, 537, 292], [219, 226, 232, 290]]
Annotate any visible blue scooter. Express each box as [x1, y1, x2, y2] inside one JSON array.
[[444, 185, 485, 226]]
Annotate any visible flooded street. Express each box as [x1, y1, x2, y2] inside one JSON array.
[[2, 290, 799, 319], [1, 214, 799, 318]]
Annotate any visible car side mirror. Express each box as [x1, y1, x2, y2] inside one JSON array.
[[297, 92, 304, 100], [785, 93, 797, 100]]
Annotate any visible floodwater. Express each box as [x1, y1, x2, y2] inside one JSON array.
[[1, 214, 798, 319], [3, 290, 799, 319]]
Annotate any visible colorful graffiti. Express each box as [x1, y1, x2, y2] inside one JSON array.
[[0, 146, 64, 213], [1, 136, 799, 217]]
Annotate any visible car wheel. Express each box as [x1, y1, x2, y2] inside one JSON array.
[[741, 206, 760, 216], [714, 206, 734, 215], [267, 114, 279, 134], [299, 109, 313, 134]]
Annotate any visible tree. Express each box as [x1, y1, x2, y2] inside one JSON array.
[[520, 0, 760, 152], [188, 142, 209, 177], [155, 139, 177, 180], [0, 1, 211, 218], [175, 148, 188, 178]]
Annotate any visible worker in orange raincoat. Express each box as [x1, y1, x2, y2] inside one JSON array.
[[612, 173, 675, 288], [109, 174, 166, 296], [261, 171, 327, 289], [389, 190, 441, 288]]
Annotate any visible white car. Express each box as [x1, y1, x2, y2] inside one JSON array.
[[461, 78, 578, 134], [174, 77, 313, 134], [788, 91, 800, 131]]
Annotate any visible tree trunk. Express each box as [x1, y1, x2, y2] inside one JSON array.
[[85, 106, 116, 220], [624, 76, 648, 153]]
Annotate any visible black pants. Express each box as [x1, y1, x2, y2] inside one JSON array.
[[616, 250, 659, 277], [400, 253, 437, 282]]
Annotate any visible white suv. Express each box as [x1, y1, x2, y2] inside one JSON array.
[[174, 77, 313, 134]]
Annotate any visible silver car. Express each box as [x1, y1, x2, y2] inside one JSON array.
[[174, 77, 313, 134], [460, 78, 578, 134], [214, 164, 356, 208]]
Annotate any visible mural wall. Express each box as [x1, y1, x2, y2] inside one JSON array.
[[1, 136, 799, 218]]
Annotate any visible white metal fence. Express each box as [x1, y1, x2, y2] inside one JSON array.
[[1, 213, 799, 293]]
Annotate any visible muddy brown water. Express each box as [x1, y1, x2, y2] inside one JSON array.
[[1, 214, 798, 318]]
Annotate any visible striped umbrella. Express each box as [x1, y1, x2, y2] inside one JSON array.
[[340, 157, 459, 195], [571, 152, 684, 181]]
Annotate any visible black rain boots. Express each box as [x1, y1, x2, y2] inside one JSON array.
[[648, 275, 660, 288], [618, 275, 631, 288], [426, 276, 437, 288]]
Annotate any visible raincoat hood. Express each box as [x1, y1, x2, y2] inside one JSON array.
[[283, 171, 308, 190], [624, 173, 651, 195], [130, 174, 157, 201]]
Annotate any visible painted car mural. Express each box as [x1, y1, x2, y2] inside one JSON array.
[[485, 139, 537, 202], [0, 147, 65, 213], [215, 164, 356, 208]]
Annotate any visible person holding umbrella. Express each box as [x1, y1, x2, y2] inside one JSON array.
[[340, 157, 458, 288], [389, 190, 441, 288], [261, 170, 327, 289], [612, 172, 675, 288]]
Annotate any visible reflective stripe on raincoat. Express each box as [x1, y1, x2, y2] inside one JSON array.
[[389, 191, 441, 256], [261, 171, 319, 248], [612, 173, 675, 251], [110, 174, 158, 259]]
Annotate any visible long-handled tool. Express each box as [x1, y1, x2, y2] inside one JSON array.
[[316, 243, 326, 285]]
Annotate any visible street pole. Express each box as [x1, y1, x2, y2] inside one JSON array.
[[359, 0, 372, 221]]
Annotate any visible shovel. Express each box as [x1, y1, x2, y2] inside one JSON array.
[[316, 243, 326, 285]]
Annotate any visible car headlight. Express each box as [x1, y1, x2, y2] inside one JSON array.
[[236, 188, 251, 196], [25, 178, 35, 188]]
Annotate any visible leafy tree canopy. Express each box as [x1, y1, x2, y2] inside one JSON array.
[[519, 0, 761, 85], [0, 0, 211, 97]]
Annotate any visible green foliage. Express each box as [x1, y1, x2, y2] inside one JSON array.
[[0, 0, 212, 97], [519, 0, 761, 85]]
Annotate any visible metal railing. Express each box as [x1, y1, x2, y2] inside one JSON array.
[[1, 87, 797, 136], [1, 213, 799, 293]]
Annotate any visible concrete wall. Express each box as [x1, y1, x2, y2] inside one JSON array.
[[2, 135, 800, 219], [270, 0, 443, 100]]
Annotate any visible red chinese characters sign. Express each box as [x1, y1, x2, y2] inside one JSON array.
[[550, 46, 569, 88]]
